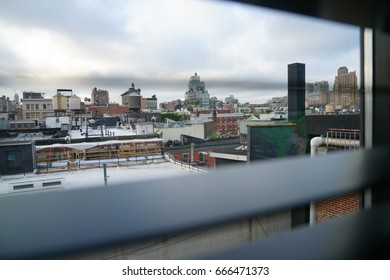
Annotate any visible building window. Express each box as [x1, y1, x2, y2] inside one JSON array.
[[43, 104, 46, 109], [182, 153, 190, 163], [7, 151, 23, 171], [35, 104, 39, 110], [26, 104, 30, 110], [199, 152, 205, 162]]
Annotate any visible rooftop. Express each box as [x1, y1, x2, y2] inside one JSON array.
[[69, 126, 137, 139], [0, 160, 202, 197]]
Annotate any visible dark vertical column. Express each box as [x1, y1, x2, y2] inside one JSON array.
[[359, 27, 366, 148], [288, 63, 309, 226], [371, 29, 390, 206], [373, 30, 390, 147], [288, 63, 306, 123]]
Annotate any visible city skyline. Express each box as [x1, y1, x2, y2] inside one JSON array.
[[0, 0, 359, 104]]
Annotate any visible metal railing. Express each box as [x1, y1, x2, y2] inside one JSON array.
[[165, 151, 211, 172], [326, 128, 360, 152]]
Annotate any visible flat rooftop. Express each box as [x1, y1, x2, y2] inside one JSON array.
[[0, 160, 203, 196], [70, 126, 137, 139]]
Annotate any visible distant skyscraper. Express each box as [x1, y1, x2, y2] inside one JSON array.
[[315, 81, 330, 106], [307, 81, 329, 106], [184, 73, 210, 108], [333, 66, 358, 110], [288, 63, 305, 122], [306, 83, 314, 100], [14, 93, 19, 104]]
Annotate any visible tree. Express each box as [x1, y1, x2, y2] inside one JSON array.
[[161, 113, 182, 122]]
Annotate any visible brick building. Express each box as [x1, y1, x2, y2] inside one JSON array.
[[166, 139, 241, 169], [169, 148, 216, 169], [86, 103, 129, 117], [91, 87, 109, 106], [191, 111, 244, 136], [315, 192, 361, 223]]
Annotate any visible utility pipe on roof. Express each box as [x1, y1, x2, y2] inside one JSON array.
[[310, 136, 360, 157], [309, 135, 360, 226], [310, 136, 325, 157], [309, 136, 325, 226]]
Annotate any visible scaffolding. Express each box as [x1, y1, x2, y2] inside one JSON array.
[[35, 138, 165, 173]]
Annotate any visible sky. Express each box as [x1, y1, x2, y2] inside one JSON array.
[[0, 0, 360, 104]]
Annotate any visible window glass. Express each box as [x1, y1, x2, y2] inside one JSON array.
[[182, 153, 190, 163], [7, 151, 23, 171]]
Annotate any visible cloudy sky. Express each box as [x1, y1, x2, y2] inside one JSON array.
[[0, 0, 360, 104]]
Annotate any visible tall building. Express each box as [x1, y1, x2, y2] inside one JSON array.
[[306, 83, 314, 100], [121, 83, 141, 113], [307, 81, 329, 106], [333, 66, 358, 110], [14, 93, 19, 104], [184, 73, 210, 108], [288, 63, 305, 122], [91, 87, 109, 106], [0, 95, 13, 113], [316, 81, 330, 106]]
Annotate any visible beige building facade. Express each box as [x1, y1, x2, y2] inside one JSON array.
[[333, 66, 359, 110], [22, 92, 54, 121], [52, 92, 81, 111]]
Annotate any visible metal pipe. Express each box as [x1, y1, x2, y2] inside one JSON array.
[[310, 136, 325, 157], [103, 164, 108, 186], [311, 136, 360, 157]]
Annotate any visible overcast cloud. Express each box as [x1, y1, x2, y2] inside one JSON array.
[[0, 0, 360, 104]]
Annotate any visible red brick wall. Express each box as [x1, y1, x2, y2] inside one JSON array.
[[215, 116, 244, 135], [170, 150, 215, 169], [87, 104, 128, 117], [316, 192, 360, 223]]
